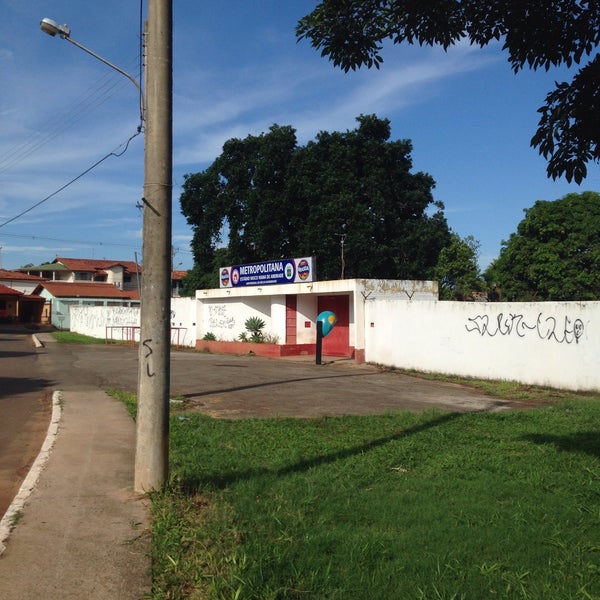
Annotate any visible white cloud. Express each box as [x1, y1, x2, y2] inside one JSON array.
[[172, 42, 498, 171]]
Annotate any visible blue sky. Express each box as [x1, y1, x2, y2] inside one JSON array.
[[1, 0, 598, 273]]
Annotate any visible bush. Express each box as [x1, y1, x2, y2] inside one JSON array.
[[243, 317, 265, 343]]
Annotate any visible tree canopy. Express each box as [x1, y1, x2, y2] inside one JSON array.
[[297, 1, 600, 184], [180, 115, 450, 290], [484, 191, 600, 300], [435, 234, 482, 300]]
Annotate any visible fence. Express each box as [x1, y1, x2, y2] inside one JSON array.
[[364, 300, 599, 391], [70, 298, 196, 348], [70, 298, 599, 391]]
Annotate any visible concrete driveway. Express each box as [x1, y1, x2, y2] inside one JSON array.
[[37, 333, 537, 418]]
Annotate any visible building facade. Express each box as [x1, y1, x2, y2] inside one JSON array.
[[196, 278, 438, 361]]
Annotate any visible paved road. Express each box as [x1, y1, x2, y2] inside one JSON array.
[[35, 331, 538, 419], [0, 326, 53, 518], [1, 325, 541, 517]]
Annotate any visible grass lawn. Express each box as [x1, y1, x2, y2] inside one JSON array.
[[112, 386, 600, 600], [51, 331, 107, 344]]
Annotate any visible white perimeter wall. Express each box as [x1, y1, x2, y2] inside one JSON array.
[[70, 296, 599, 391], [365, 300, 599, 391], [70, 297, 197, 347]]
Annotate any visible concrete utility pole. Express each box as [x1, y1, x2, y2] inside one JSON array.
[[134, 0, 173, 492]]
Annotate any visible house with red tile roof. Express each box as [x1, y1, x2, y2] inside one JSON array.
[[21, 257, 142, 292], [171, 269, 187, 297], [0, 269, 46, 295], [32, 281, 140, 330], [11, 256, 188, 327], [0, 272, 47, 323], [20, 257, 188, 296], [0, 284, 23, 321]]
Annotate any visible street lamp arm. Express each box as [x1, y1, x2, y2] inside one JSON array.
[[64, 36, 145, 122], [40, 17, 145, 124]]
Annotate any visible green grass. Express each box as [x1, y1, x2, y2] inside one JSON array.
[[107, 388, 138, 418], [51, 331, 106, 344], [112, 387, 600, 600]]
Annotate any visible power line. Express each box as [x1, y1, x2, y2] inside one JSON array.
[[0, 130, 142, 229], [0, 56, 141, 176], [0, 231, 193, 255], [0, 232, 140, 250]]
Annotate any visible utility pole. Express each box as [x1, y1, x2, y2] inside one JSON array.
[[134, 0, 173, 492]]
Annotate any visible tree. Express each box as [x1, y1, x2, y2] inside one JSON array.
[[297, 1, 600, 184], [179, 248, 231, 294], [180, 124, 300, 290], [435, 234, 482, 300], [180, 115, 451, 286], [484, 191, 600, 300]]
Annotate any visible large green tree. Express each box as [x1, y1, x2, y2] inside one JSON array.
[[180, 115, 450, 289], [435, 234, 482, 300], [484, 191, 600, 300], [297, 1, 600, 184]]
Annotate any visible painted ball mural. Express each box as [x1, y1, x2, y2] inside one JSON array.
[[317, 311, 338, 337]]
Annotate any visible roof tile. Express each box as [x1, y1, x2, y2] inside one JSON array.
[[39, 281, 139, 300]]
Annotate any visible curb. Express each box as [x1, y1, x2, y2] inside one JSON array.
[[0, 391, 62, 555]]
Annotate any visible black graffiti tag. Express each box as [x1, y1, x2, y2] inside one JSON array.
[[465, 313, 585, 344], [142, 338, 155, 376]]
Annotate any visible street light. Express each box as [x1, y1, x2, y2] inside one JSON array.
[[39, 17, 70, 37], [40, 2, 173, 493]]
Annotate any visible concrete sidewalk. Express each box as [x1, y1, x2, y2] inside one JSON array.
[[0, 389, 150, 599]]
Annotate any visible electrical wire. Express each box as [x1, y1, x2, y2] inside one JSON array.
[[0, 56, 141, 176], [0, 130, 142, 229], [0, 3, 151, 249], [0, 230, 193, 255], [1, 232, 141, 252]]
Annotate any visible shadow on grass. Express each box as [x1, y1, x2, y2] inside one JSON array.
[[522, 432, 600, 459], [178, 411, 464, 493]]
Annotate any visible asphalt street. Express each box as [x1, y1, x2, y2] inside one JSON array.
[[36, 332, 528, 418], [0, 326, 53, 517]]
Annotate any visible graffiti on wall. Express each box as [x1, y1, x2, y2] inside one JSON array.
[[71, 305, 139, 333], [208, 304, 236, 330], [465, 312, 585, 344]]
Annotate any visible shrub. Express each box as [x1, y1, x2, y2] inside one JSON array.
[[244, 316, 265, 343]]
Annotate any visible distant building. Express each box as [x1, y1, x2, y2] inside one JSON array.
[[0, 269, 46, 294], [20, 257, 187, 296], [0, 284, 23, 322], [5, 257, 187, 326], [21, 257, 142, 292], [171, 270, 187, 297], [0, 270, 46, 323], [32, 281, 140, 330]]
